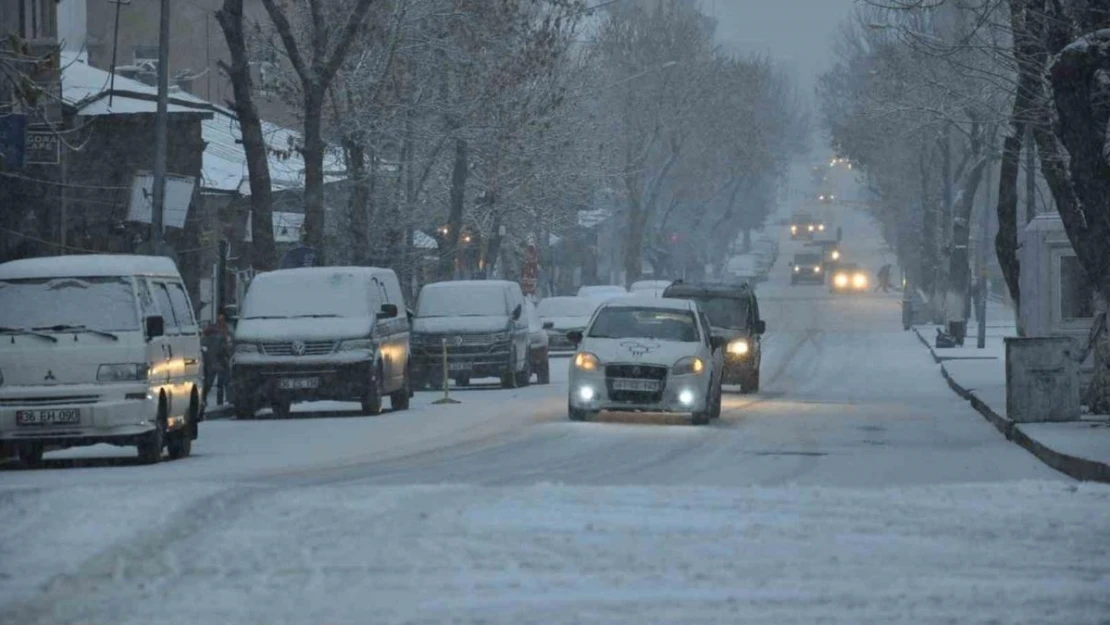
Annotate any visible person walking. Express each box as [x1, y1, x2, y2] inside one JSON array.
[[875, 264, 893, 293], [202, 312, 232, 406]]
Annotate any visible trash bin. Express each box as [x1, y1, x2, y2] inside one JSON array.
[[1005, 336, 1080, 423]]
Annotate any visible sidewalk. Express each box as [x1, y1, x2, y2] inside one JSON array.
[[912, 304, 1110, 483]]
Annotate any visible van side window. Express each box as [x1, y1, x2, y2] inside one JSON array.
[[136, 278, 158, 320], [152, 282, 181, 334], [167, 282, 198, 334]]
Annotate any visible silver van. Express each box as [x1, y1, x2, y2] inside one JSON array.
[[231, 267, 411, 418]]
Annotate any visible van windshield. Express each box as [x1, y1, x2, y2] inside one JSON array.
[[242, 272, 377, 319], [691, 297, 748, 330], [537, 297, 598, 318], [418, 284, 509, 318], [0, 277, 139, 331]]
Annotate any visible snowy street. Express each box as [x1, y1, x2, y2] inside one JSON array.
[[2, 213, 1109, 624]]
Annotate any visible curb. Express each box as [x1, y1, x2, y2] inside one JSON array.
[[911, 326, 1110, 483]]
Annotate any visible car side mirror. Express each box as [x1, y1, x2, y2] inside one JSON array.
[[543, 321, 555, 330], [378, 303, 399, 319], [145, 315, 165, 341], [567, 330, 583, 346], [710, 336, 726, 350], [755, 320, 766, 334], [511, 304, 523, 321]]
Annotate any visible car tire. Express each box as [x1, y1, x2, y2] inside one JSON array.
[[501, 350, 520, 389], [691, 410, 710, 426], [271, 396, 293, 419], [234, 398, 257, 420], [18, 443, 44, 468], [741, 366, 761, 394], [362, 366, 383, 415], [568, 402, 594, 422], [455, 374, 471, 388], [137, 407, 165, 464], [391, 367, 411, 411], [167, 395, 197, 460], [710, 384, 723, 420]]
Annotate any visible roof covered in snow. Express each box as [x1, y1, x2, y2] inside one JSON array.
[[0, 254, 181, 279], [62, 54, 215, 116]]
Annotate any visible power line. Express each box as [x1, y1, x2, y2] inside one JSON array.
[[0, 170, 131, 190]]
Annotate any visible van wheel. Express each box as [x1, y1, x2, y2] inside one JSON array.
[[692, 410, 710, 426], [501, 351, 519, 389], [235, 399, 257, 420], [568, 402, 595, 422], [362, 366, 383, 415], [271, 396, 292, 419], [741, 367, 760, 394], [390, 368, 411, 411], [137, 408, 165, 464], [18, 443, 44, 468], [168, 396, 197, 459]]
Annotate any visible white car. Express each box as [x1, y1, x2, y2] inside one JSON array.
[[629, 280, 673, 297], [566, 296, 724, 425], [577, 285, 628, 301], [537, 296, 600, 354]]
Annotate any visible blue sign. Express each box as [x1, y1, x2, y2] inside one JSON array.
[[0, 114, 27, 169], [280, 246, 318, 269]]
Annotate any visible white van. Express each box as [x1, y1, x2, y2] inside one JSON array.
[[0, 255, 203, 466], [231, 267, 411, 419]]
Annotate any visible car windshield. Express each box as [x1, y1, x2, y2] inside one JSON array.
[[0, 276, 139, 331], [537, 297, 597, 318], [795, 254, 822, 265], [241, 271, 377, 319], [691, 297, 748, 330], [418, 284, 508, 317], [588, 306, 699, 342], [792, 214, 812, 223]]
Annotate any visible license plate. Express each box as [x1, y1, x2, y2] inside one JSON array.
[[448, 362, 472, 372], [16, 408, 81, 426], [278, 377, 320, 390], [611, 379, 660, 392]]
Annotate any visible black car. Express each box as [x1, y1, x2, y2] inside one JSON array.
[[662, 281, 765, 394], [790, 253, 825, 285]]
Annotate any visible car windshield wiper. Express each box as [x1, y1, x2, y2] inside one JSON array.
[[290, 314, 340, 319], [243, 315, 289, 320], [33, 324, 119, 341], [0, 326, 58, 342]]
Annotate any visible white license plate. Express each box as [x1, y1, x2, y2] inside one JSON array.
[[278, 377, 320, 390], [611, 379, 661, 392], [448, 362, 472, 372], [16, 408, 82, 426]]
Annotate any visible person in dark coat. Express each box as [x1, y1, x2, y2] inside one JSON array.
[[875, 264, 893, 293], [202, 312, 232, 406]]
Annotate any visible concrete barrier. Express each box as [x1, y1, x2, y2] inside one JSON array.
[[1005, 336, 1080, 423]]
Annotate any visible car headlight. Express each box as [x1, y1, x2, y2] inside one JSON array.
[[234, 342, 259, 354], [835, 274, 849, 288], [853, 273, 868, 289], [819, 224, 826, 231], [794, 266, 801, 273], [813, 266, 822, 273], [831, 250, 840, 260], [574, 352, 601, 371], [790, 225, 798, 233], [727, 339, 750, 356], [338, 339, 374, 352], [97, 363, 149, 382], [672, 356, 705, 376], [807, 225, 815, 232]]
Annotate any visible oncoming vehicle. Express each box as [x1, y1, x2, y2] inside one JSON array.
[[577, 284, 628, 301], [807, 239, 842, 272], [566, 296, 724, 426], [536, 296, 599, 354], [0, 255, 202, 466], [663, 281, 765, 393], [790, 253, 826, 285], [524, 300, 553, 384], [629, 280, 672, 297], [790, 212, 825, 239], [830, 263, 870, 294], [410, 280, 531, 389], [231, 267, 411, 419]]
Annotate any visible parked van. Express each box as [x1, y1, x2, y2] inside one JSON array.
[[0, 255, 202, 466], [231, 267, 410, 419], [410, 280, 531, 389]]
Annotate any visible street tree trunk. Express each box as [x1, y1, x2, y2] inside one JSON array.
[[441, 137, 468, 280], [215, 0, 277, 270], [343, 136, 369, 264], [946, 155, 990, 336], [302, 91, 327, 259]]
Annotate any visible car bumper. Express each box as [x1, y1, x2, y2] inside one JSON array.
[[0, 384, 159, 445], [568, 370, 709, 413], [720, 353, 757, 383], [232, 359, 373, 403], [792, 273, 825, 283]]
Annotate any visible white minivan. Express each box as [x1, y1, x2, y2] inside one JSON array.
[[0, 255, 203, 466]]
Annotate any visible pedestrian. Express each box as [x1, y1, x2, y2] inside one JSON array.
[[202, 311, 232, 406], [875, 264, 892, 293]]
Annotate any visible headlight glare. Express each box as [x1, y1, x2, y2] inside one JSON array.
[[338, 339, 374, 351], [97, 363, 149, 382], [835, 274, 849, 288], [727, 339, 750, 355], [819, 224, 826, 231], [807, 225, 815, 232], [574, 352, 601, 371], [794, 266, 800, 273], [672, 356, 705, 376], [831, 250, 840, 260], [853, 273, 868, 289], [813, 266, 822, 273]]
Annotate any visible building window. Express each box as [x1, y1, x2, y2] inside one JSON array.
[[20, 0, 56, 39], [1060, 255, 1094, 321]]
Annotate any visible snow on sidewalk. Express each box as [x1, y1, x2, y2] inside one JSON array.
[[1, 481, 1108, 625]]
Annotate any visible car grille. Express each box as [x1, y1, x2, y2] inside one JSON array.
[[261, 341, 336, 356], [0, 395, 101, 407], [416, 333, 498, 347], [604, 364, 667, 403]]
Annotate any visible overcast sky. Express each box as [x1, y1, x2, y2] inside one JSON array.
[[708, 0, 857, 99]]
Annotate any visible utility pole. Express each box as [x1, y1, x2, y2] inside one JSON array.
[[976, 160, 995, 349], [150, 0, 170, 253]]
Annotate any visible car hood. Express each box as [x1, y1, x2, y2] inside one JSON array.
[[235, 316, 375, 342], [0, 332, 147, 386], [542, 316, 591, 331], [583, 337, 698, 366], [413, 316, 511, 335]]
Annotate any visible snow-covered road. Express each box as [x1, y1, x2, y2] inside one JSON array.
[[2, 209, 1108, 624]]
